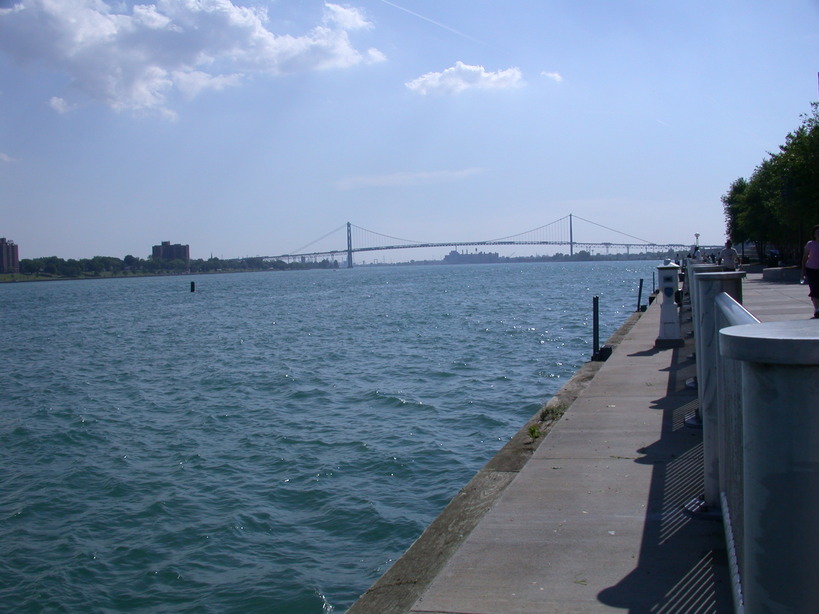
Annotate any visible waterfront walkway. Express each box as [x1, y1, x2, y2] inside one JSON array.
[[348, 272, 813, 614]]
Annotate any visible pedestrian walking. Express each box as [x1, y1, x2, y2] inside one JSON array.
[[801, 225, 819, 318]]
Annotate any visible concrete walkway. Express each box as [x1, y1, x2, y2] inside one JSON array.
[[349, 273, 813, 614], [741, 272, 815, 322]]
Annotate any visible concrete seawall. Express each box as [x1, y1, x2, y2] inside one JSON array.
[[346, 309, 646, 613]]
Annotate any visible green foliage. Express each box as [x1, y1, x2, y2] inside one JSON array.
[[723, 102, 819, 262], [540, 404, 566, 422], [527, 425, 542, 441]]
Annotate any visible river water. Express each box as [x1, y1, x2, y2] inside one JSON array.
[[0, 261, 659, 612]]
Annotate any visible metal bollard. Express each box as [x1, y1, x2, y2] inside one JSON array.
[[655, 262, 683, 348]]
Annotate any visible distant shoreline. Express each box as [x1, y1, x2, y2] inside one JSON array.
[[0, 269, 268, 284], [0, 254, 676, 284]]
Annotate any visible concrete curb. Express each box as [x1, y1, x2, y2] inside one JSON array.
[[761, 266, 801, 282], [346, 309, 645, 614]]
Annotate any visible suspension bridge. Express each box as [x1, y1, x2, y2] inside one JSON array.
[[267, 214, 696, 268]]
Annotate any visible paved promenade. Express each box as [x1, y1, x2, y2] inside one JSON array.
[[348, 272, 812, 614]]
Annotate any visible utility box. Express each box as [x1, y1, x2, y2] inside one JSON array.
[[655, 261, 684, 348]]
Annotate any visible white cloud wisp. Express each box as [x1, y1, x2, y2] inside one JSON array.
[[406, 61, 523, 95]]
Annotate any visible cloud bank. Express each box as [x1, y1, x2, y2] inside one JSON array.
[[406, 61, 522, 95], [0, 0, 384, 115]]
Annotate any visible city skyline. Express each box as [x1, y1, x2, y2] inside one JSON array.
[[1, 1, 818, 260]]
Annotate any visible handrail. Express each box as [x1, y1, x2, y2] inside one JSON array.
[[714, 293, 759, 327], [714, 292, 757, 614]]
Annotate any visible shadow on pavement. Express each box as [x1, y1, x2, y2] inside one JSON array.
[[597, 344, 733, 613]]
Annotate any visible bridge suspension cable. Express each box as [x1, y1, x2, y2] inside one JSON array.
[[290, 223, 347, 255], [486, 215, 572, 243], [349, 223, 425, 249], [571, 214, 654, 245]]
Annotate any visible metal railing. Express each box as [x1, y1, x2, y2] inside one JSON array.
[[686, 262, 819, 614]]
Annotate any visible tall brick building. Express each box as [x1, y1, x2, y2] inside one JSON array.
[[0, 237, 19, 274], [152, 241, 190, 264]]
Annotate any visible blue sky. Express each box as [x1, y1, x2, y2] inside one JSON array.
[[1, 0, 817, 261]]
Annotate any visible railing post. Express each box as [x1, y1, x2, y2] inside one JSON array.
[[720, 321, 819, 614], [685, 262, 724, 428], [693, 271, 745, 511], [687, 263, 723, 333]]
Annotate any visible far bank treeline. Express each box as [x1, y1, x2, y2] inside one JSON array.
[[15, 254, 339, 279], [723, 102, 819, 263]]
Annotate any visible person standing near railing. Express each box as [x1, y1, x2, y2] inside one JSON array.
[[801, 224, 819, 318], [718, 240, 740, 271]]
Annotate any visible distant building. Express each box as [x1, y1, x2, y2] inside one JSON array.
[[0, 237, 19, 274], [152, 241, 190, 264]]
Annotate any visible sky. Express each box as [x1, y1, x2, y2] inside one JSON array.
[[1, 0, 818, 261]]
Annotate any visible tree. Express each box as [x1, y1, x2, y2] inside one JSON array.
[[773, 103, 819, 254], [721, 177, 748, 242], [61, 259, 82, 277], [722, 102, 819, 263]]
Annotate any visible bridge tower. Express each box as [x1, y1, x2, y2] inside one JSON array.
[[346, 222, 353, 268], [569, 213, 574, 256]]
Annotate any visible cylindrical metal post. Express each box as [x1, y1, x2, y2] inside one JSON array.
[[636, 278, 644, 312], [593, 295, 600, 357], [720, 321, 819, 614], [688, 263, 722, 331], [685, 263, 723, 426]]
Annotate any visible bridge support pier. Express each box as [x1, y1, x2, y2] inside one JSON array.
[[347, 222, 353, 269]]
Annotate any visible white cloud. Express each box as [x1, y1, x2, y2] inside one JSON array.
[[336, 167, 487, 190], [406, 61, 523, 95], [173, 70, 243, 99], [0, 152, 15, 163], [49, 96, 75, 113], [542, 71, 563, 82], [132, 4, 174, 30], [0, 0, 384, 115], [324, 3, 371, 30]]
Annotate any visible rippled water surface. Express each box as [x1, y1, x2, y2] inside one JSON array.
[[0, 261, 659, 612]]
